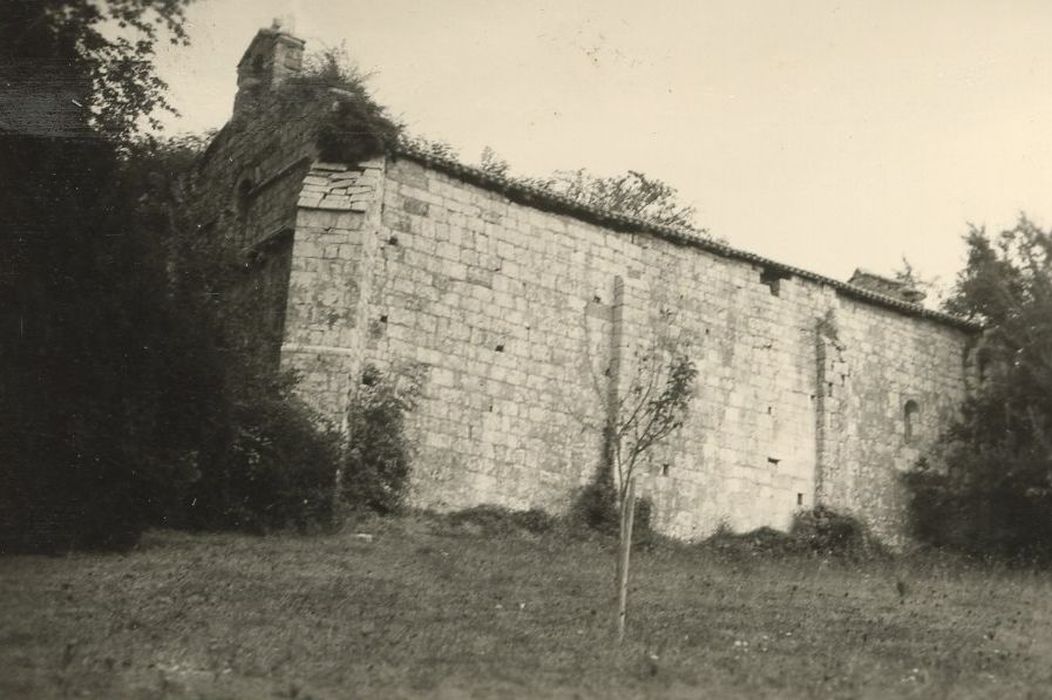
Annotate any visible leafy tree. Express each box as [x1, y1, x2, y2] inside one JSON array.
[[1, 1, 197, 551], [607, 312, 697, 641], [1, 2, 341, 550], [904, 217, 1052, 560], [1, 0, 191, 144]]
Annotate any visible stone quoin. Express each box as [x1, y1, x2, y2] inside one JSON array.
[[185, 24, 980, 542]]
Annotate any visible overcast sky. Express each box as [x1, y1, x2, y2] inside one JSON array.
[[152, 0, 1052, 295]]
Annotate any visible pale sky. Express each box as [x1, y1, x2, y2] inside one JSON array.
[[152, 0, 1052, 296]]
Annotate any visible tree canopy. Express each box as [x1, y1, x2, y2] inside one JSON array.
[[906, 217, 1052, 560], [1, 0, 191, 143], [1, 2, 345, 552]]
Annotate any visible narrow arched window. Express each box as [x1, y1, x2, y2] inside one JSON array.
[[904, 400, 920, 444]]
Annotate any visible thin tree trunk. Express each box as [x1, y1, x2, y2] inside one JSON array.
[[617, 475, 636, 644]]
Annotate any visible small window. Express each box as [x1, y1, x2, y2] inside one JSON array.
[[904, 400, 920, 444]]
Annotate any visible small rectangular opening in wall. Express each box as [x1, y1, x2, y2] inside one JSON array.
[[379, 314, 388, 323], [767, 457, 781, 466], [760, 266, 791, 297], [495, 344, 504, 353], [797, 493, 804, 506], [661, 463, 670, 477]]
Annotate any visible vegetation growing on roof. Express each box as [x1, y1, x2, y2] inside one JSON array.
[[277, 47, 403, 163], [519, 168, 699, 231]]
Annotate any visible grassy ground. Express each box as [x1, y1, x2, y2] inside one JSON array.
[[2, 515, 1052, 699]]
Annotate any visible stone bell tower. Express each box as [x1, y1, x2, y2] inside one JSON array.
[[232, 19, 305, 117]]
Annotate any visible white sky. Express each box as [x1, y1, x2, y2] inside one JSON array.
[[152, 0, 1052, 293]]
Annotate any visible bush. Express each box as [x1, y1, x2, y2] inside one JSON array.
[[568, 476, 620, 535], [699, 508, 887, 561], [341, 365, 421, 514], [180, 375, 341, 534], [703, 524, 801, 557], [567, 475, 654, 543], [789, 506, 888, 560], [443, 505, 556, 536], [904, 444, 1052, 562]]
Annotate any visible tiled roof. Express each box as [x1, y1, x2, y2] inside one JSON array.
[[390, 142, 980, 332]]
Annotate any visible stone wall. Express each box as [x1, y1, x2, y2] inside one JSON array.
[[280, 159, 385, 424], [188, 27, 978, 541], [284, 153, 974, 541], [185, 95, 325, 363]]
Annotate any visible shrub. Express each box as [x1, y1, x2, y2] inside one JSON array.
[[341, 365, 421, 514], [443, 505, 556, 536], [178, 373, 341, 534], [789, 506, 888, 560], [704, 524, 801, 558], [567, 474, 654, 543], [568, 476, 620, 535], [904, 444, 1052, 562], [699, 508, 887, 561]]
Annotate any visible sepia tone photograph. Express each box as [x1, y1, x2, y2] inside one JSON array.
[[2, 1, 1052, 697]]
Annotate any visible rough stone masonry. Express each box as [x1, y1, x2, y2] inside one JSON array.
[[186, 25, 981, 542]]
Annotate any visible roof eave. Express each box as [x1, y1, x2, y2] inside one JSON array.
[[389, 143, 980, 333]]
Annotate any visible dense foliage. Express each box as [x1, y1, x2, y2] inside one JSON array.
[[283, 49, 402, 163], [2, 0, 191, 143], [1, 136, 205, 551], [0, 3, 349, 552], [340, 365, 421, 515], [2, 0, 204, 551], [905, 218, 1052, 560]]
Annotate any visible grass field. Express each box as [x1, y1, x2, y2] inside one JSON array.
[[2, 514, 1051, 699]]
